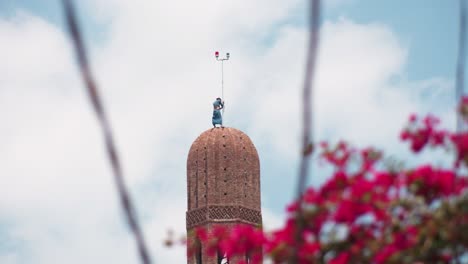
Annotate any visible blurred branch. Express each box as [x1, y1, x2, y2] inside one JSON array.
[[296, 0, 321, 204], [456, 0, 467, 132], [61, 1, 152, 263], [294, 0, 321, 260]]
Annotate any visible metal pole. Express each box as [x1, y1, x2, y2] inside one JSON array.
[[221, 60, 225, 115], [214, 51, 229, 119]]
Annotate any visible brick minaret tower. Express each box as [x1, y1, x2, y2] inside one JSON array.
[[186, 127, 262, 263]]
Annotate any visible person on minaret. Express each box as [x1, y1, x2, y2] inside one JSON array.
[[212, 97, 224, 128]]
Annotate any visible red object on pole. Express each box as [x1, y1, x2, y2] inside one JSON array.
[[215, 51, 219, 58]]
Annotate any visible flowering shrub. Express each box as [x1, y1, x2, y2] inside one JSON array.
[[181, 99, 468, 263]]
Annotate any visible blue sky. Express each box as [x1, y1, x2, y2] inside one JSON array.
[[0, 0, 463, 263], [0, 0, 460, 79], [328, 1, 460, 80]]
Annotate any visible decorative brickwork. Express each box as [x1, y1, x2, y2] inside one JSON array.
[[239, 206, 262, 224], [186, 205, 262, 229], [186, 207, 208, 228], [186, 127, 262, 263]]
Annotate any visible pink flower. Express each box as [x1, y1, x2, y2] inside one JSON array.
[[406, 165, 459, 201], [373, 172, 395, 191], [373, 244, 398, 264], [437, 170, 456, 195], [320, 171, 349, 199], [451, 132, 468, 167], [351, 178, 374, 199], [330, 252, 350, 264], [334, 199, 356, 223], [195, 227, 208, 241], [401, 114, 448, 152], [303, 187, 320, 204], [360, 147, 382, 172], [298, 241, 320, 262], [320, 141, 353, 169], [458, 95, 468, 121]]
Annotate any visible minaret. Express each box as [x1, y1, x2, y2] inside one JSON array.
[[186, 127, 262, 263]]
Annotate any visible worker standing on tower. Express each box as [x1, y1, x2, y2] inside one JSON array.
[[212, 97, 224, 128]]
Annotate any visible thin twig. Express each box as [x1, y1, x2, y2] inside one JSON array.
[[61, 1, 152, 263], [294, 0, 321, 261], [453, 5, 467, 250], [456, 0, 467, 132]]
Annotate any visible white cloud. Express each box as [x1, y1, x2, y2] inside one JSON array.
[[0, 1, 455, 263], [262, 208, 284, 231], [249, 18, 453, 161]]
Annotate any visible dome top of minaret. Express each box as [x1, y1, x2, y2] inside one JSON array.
[[186, 126, 261, 212], [188, 127, 258, 161]]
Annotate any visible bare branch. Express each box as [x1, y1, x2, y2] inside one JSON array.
[[61, 1, 153, 263], [294, 0, 321, 261]]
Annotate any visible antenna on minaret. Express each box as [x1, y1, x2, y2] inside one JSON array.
[[215, 51, 230, 115]]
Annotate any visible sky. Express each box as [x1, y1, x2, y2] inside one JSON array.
[[0, 0, 464, 263]]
